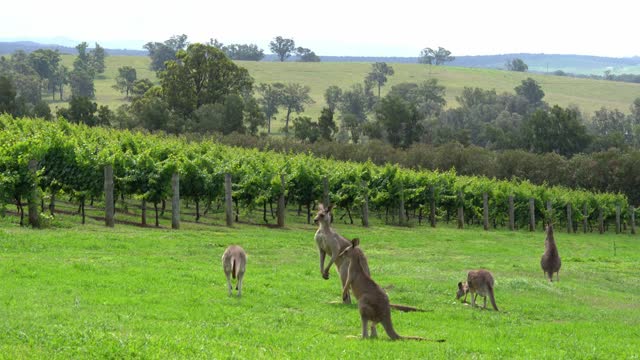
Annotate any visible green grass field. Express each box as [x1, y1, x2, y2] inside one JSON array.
[[54, 55, 640, 130], [1, 204, 639, 359]]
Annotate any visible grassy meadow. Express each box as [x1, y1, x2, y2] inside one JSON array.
[[54, 55, 640, 131], [1, 204, 639, 359]]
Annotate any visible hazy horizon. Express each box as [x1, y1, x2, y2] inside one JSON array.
[[2, 0, 639, 58]]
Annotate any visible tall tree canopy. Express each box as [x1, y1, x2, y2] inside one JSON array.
[[144, 34, 189, 71], [159, 43, 253, 117], [269, 36, 296, 62], [366, 62, 394, 98], [506, 58, 528, 72]]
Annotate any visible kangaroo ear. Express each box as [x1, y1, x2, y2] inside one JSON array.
[[352, 238, 360, 247], [458, 282, 463, 290], [318, 203, 325, 211], [327, 204, 334, 212]]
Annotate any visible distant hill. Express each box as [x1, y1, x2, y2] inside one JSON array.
[[0, 41, 147, 56], [2, 41, 639, 76]]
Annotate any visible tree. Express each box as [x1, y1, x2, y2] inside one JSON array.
[[295, 47, 320, 62], [243, 96, 266, 135], [69, 67, 95, 98], [324, 85, 342, 112], [419, 47, 455, 66], [318, 107, 337, 141], [192, 94, 245, 134], [375, 94, 422, 148], [144, 34, 188, 71], [523, 105, 591, 156], [131, 87, 171, 131], [28, 49, 61, 97], [388, 79, 446, 119], [130, 78, 154, 99], [418, 47, 435, 65], [51, 65, 69, 100], [280, 83, 314, 133], [224, 44, 265, 61], [366, 62, 394, 98], [338, 84, 370, 143], [434, 47, 455, 65], [90, 43, 107, 75], [159, 43, 253, 117], [113, 66, 137, 98], [515, 78, 545, 106], [70, 42, 95, 98], [0, 75, 17, 115], [293, 116, 320, 142], [269, 36, 295, 62], [506, 58, 528, 72], [58, 96, 98, 125], [257, 82, 285, 133]]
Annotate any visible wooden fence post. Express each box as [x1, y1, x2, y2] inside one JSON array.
[[566, 203, 573, 234], [583, 203, 588, 233], [615, 204, 621, 234], [508, 195, 515, 231], [631, 206, 636, 235], [141, 199, 147, 226], [225, 173, 233, 227], [171, 173, 180, 230], [28, 159, 40, 228], [104, 164, 114, 228], [483, 192, 489, 231], [277, 174, 285, 227], [457, 191, 464, 229], [399, 183, 406, 226], [529, 198, 535, 232], [323, 176, 330, 207], [429, 186, 436, 228], [361, 180, 369, 227]]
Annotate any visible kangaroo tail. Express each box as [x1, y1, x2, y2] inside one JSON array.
[[231, 258, 237, 279], [389, 303, 431, 312], [400, 336, 446, 342], [381, 318, 401, 340], [489, 286, 499, 311]]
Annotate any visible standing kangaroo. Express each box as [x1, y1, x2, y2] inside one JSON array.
[[222, 245, 247, 297], [540, 223, 561, 282], [456, 270, 499, 311], [340, 239, 444, 342], [314, 204, 369, 304]]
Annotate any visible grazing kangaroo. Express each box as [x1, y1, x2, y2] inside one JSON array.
[[340, 239, 445, 342], [456, 270, 499, 311], [314, 204, 369, 304], [540, 223, 562, 282], [222, 245, 247, 297]]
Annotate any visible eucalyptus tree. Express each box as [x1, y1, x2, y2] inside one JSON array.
[[366, 62, 394, 98], [269, 36, 295, 62]]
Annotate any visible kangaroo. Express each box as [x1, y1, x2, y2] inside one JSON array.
[[456, 270, 499, 311], [222, 245, 247, 297], [314, 204, 369, 304], [340, 239, 445, 342], [540, 222, 561, 282]]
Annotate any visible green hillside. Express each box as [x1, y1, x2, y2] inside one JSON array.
[[56, 55, 640, 128]]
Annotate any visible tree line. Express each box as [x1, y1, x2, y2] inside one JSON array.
[[2, 35, 640, 205]]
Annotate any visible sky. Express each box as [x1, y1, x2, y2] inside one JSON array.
[[1, 0, 638, 58]]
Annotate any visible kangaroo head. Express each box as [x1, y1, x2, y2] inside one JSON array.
[[546, 222, 554, 234], [313, 203, 334, 225], [456, 281, 469, 299], [338, 238, 360, 259]]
